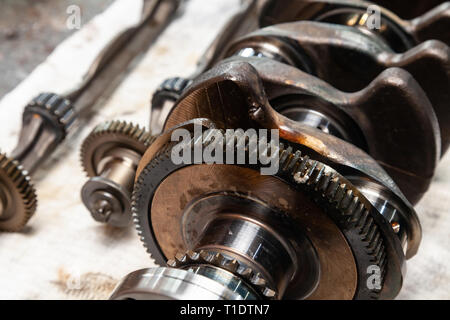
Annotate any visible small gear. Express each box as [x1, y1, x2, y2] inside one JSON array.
[[24, 93, 76, 135], [81, 120, 154, 177], [167, 250, 277, 299], [80, 120, 154, 227], [0, 152, 37, 231]]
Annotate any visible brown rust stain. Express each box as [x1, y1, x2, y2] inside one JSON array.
[[53, 267, 118, 300]]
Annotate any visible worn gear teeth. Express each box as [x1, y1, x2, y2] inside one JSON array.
[[80, 120, 154, 176], [278, 143, 387, 298], [166, 249, 277, 299], [0, 152, 37, 231], [25, 93, 76, 131]]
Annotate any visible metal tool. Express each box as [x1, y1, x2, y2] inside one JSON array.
[[110, 0, 449, 300], [0, 0, 184, 231]]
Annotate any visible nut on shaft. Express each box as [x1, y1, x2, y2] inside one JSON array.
[[80, 120, 154, 227]]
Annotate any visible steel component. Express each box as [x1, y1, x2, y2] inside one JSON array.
[[167, 250, 277, 299], [110, 267, 260, 300], [0, 153, 37, 231], [0, 0, 184, 231], [115, 0, 448, 300], [80, 120, 154, 227]]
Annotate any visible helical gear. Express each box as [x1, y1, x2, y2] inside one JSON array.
[[80, 120, 154, 177]]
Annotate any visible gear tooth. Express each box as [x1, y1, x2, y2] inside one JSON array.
[[211, 252, 225, 265], [237, 266, 254, 279], [325, 176, 340, 199], [344, 196, 359, 217], [379, 253, 387, 270], [223, 259, 239, 273], [372, 242, 384, 262], [285, 150, 301, 172], [187, 250, 200, 261], [316, 172, 332, 192], [263, 288, 277, 299], [338, 189, 353, 211], [310, 163, 325, 185], [167, 259, 177, 267], [304, 160, 317, 179], [175, 253, 185, 263], [367, 232, 381, 252], [251, 273, 267, 287], [279, 147, 292, 171], [360, 216, 374, 237], [197, 250, 209, 263], [364, 224, 378, 244], [332, 183, 346, 204], [298, 155, 310, 174], [356, 209, 370, 228]]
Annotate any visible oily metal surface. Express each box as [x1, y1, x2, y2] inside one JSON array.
[[371, 0, 448, 19], [258, 0, 450, 48], [150, 164, 357, 300], [164, 57, 438, 208], [226, 22, 450, 154], [162, 59, 421, 260]]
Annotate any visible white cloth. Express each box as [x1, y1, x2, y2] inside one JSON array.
[[0, 0, 448, 300]]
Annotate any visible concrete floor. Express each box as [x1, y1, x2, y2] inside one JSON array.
[[0, 0, 114, 98]]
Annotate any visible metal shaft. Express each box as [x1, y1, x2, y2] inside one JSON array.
[[11, 0, 183, 175]]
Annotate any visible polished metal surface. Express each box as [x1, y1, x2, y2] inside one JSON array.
[[80, 121, 154, 227], [110, 267, 256, 300]]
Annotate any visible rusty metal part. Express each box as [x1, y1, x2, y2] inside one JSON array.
[[0, 0, 184, 231], [80, 120, 154, 227], [0, 153, 37, 231]]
